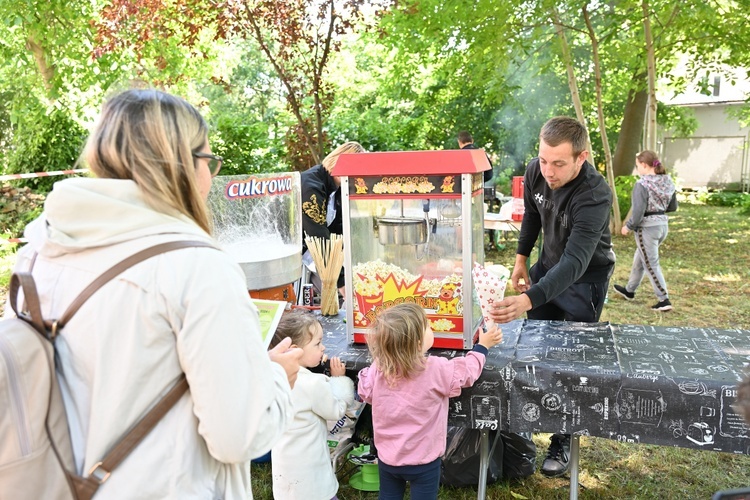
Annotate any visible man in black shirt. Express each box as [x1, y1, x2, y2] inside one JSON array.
[[458, 130, 493, 183], [488, 116, 615, 477]]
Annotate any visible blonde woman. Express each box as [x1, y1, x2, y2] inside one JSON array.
[[358, 303, 503, 499], [301, 141, 365, 292], [10, 89, 302, 498]]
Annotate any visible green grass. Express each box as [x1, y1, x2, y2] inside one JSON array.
[[3, 202, 750, 498]]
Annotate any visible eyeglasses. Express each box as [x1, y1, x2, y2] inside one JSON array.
[[193, 152, 223, 177]]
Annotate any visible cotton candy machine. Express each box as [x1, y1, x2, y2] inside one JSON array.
[[207, 172, 302, 302], [333, 150, 491, 350]]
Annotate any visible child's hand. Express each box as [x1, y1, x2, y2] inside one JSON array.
[[329, 356, 346, 377], [478, 324, 503, 349]]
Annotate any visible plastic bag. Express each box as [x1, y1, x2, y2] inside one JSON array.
[[500, 431, 537, 479], [327, 399, 366, 457], [440, 427, 504, 487]]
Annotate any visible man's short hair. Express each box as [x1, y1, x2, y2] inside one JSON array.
[[539, 117, 588, 157], [457, 131, 473, 145]]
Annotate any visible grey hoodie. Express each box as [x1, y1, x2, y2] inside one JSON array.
[[626, 174, 677, 230]]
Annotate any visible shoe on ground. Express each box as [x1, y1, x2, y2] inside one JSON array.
[[651, 299, 673, 311], [541, 433, 570, 477], [613, 284, 635, 301]]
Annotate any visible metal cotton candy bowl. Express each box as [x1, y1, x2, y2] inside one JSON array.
[[376, 217, 428, 245]]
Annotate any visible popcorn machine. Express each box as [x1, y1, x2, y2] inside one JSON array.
[[333, 150, 490, 349]]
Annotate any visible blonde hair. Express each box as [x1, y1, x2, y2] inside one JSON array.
[[81, 89, 212, 233], [366, 303, 428, 385], [269, 309, 321, 349], [322, 141, 364, 173]]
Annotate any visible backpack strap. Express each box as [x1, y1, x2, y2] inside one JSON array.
[[70, 375, 190, 498], [9, 272, 46, 334], [48, 240, 217, 337]]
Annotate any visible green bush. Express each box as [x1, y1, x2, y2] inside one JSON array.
[[4, 107, 87, 193], [614, 175, 638, 218]]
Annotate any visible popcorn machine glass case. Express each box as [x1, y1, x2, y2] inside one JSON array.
[[333, 150, 490, 350]]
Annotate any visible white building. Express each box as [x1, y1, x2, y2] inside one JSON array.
[[661, 67, 749, 191]]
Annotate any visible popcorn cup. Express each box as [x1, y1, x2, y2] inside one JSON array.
[[472, 263, 510, 328]]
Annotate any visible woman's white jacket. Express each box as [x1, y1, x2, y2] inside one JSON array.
[[11, 177, 294, 499]]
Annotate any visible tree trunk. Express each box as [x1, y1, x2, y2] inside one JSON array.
[[25, 35, 55, 96], [551, 8, 595, 164], [613, 81, 648, 177], [583, 6, 621, 233], [642, 0, 657, 151]]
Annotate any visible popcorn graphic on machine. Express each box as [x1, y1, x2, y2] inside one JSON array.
[[333, 150, 492, 350]]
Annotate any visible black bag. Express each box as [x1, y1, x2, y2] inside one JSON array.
[[440, 427, 504, 487], [500, 431, 537, 479]]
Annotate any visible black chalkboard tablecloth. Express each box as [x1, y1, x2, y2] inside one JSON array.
[[320, 315, 750, 455]]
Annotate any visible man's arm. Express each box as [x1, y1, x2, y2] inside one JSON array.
[[524, 195, 610, 308]]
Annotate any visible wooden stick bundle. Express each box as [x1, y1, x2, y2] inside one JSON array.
[[304, 234, 344, 316]]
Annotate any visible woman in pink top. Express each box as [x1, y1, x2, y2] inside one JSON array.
[[357, 303, 503, 499]]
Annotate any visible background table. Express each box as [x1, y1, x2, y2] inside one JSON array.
[[320, 316, 750, 496], [483, 212, 521, 251]]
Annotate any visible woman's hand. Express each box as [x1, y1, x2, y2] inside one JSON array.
[[621, 226, 630, 236], [329, 356, 346, 377], [268, 337, 304, 389]]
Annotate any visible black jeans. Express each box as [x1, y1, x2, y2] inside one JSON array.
[[527, 263, 610, 322]]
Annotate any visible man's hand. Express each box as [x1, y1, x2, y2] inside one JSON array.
[[268, 337, 304, 389], [489, 294, 533, 324], [511, 254, 530, 293]]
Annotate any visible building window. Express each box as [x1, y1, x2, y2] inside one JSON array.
[[713, 76, 721, 96]]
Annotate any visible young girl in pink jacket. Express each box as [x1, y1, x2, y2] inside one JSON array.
[[357, 303, 503, 499]]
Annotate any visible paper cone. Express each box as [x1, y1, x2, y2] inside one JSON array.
[[472, 263, 510, 328]]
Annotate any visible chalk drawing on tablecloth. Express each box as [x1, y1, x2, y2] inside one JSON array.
[[618, 337, 650, 345], [707, 364, 731, 373], [517, 355, 540, 363], [450, 400, 467, 419], [688, 367, 710, 376], [677, 380, 716, 398], [590, 398, 611, 420], [686, 422, 715, 445], [693, 338, 737, 353], [541, 393, 562, 412], [475, 380, 501, 393], [658, 351, 675, 364], [499, 365, 516, 391], [615, 388, 665, 426], [719, 385, 750, 439], [701, 406, 716, 417], [669, 419, 686, 438], [472, 396, 500, 430], [670, 345, 695, 354], [654, 333, 679, 341], [522, 403, 540, 422], [630, 361, 665, 376], [590, 365, 619, 375], [523, 364, 538, 383], [545, 346, 585, 362]]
